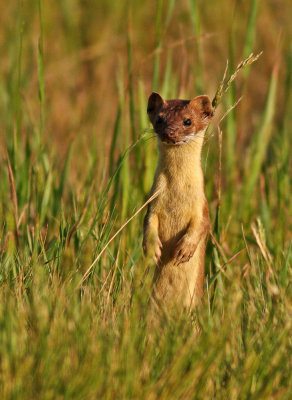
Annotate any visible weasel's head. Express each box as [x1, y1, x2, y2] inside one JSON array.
[[147, 92, 213, 145]]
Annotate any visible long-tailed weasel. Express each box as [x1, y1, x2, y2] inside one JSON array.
[[143, 92, 213, 309]]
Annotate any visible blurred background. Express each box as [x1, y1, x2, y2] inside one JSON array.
[[1, 0, 291, 164]]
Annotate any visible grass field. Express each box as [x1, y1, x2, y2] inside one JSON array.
[[0, 0, 291, 398]]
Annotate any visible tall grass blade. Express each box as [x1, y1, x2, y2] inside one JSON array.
[[40, 171, 52, 226], [242, 63, 279, 212], [127, 14, 136, 143], [109, 62, 125, 177], [120, 130, 130, 222], [226, 32, 236, 187], [37, 0, 45, 146], [53, 141, 73, 217], [189, 0, 203, 92], [152, 0, 163, 91], [14, 11, 24, 171], [6, 152, 19, 245], [138, 80, 153, 194], [243, 0, 259, 80]]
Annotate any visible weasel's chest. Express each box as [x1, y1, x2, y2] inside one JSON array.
[[154, 182, 201, 239], [160, 184, 195, 216]]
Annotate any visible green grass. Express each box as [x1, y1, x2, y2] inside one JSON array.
[[0, 1, 291, 399]]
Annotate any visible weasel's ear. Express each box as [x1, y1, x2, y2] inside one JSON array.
[[147, 92, 165, 114], [189, 95, 214, 119]]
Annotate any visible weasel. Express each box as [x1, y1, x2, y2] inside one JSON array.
[[143, 92, 213, 309]]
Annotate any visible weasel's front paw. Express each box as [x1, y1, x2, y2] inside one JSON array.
[[174, 237, 197, 266], [143, 236, 162, 264], [153, 237, 162, 264]]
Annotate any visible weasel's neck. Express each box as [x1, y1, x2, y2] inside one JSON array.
[[157, 133, 205, 187]]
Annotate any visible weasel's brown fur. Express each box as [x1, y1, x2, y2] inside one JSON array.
[[143, 92, 213, 309]]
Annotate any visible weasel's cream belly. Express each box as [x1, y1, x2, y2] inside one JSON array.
[[149, 184, 207, 309], [153, 238, 206, 309], [154, 185, 203, 243]]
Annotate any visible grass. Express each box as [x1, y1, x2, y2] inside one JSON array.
[[0, 0, 291, 399]]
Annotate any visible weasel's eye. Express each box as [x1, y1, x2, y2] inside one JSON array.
[[183, 118, 192, 126], [156, 116, 164, 124]]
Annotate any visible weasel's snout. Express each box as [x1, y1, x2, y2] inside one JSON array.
[[165, 129, 175, 138], [159, 128, 177, 144], [155, 125, 180, 144]]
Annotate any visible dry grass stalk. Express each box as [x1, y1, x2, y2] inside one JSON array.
[[212, 51, 263, 109]]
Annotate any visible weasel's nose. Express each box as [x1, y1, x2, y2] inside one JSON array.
[[165, 129, 175, 138]]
